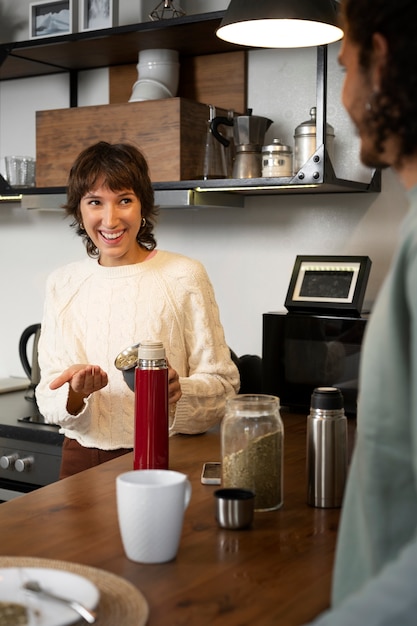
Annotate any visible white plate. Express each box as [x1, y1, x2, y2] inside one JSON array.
[[0, 567, 100, 626]]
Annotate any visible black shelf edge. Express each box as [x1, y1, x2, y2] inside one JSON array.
[[0, 11, 243, 80], [7, 11, 227, 51], [13, 173, 380, 200], [19, 187, 66, 194], [154, 178, 380, 195], [13, 149, 381, 198]]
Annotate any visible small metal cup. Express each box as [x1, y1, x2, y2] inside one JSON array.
[[214, 488, 255, 530]]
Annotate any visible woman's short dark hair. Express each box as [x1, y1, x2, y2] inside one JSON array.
[[341, 0, 417, 158], [64, 141, 158, 257]]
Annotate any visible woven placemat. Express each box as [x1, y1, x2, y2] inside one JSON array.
[[0, 556, 149, 625]]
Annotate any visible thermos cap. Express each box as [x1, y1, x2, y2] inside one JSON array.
[[311, 387, 344, 410], [138, 340, 165, 360]]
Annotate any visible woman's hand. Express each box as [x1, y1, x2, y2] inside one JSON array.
[[168, 364, 182, 405], [50, 363, 179, 414], [50, 364, 108, 415]]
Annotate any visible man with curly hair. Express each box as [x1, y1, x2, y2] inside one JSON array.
[[306, 1, 417, 624]]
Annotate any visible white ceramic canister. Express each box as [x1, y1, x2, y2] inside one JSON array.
[[262, 139, 293, 177]]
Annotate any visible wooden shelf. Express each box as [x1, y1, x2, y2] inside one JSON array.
[[0, 13, 381, 199], [0, 145, 381, 203]]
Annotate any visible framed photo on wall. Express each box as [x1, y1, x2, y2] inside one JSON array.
[[29, 0, 77, 38], [80, 0, 118, 31]]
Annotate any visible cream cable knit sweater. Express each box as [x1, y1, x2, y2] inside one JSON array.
[[35, 250, 239, 449]]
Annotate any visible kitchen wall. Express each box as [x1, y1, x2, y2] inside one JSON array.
[[0, 7, 410, 377]]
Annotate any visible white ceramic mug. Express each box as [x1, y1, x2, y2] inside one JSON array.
[[116, 469, 191, 564]]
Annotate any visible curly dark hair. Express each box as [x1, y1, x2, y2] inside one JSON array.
[[64, 141, 158, 257], [341, 0, 417, 157]]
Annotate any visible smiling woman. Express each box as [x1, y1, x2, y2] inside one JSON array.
[[79, 185, 148, 266], [35, 141, 240, 479], [64, 141, 157, 260]]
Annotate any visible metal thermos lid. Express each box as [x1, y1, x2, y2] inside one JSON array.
[[138, 340, 165, 360], [311, 387, 344, 410], [262, 138, 292, 154], [114, 343, 140, 370]]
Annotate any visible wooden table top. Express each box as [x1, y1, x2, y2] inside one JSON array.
[[0, 412, 355, 625]]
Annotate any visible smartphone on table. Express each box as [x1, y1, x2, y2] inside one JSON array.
[[201, 462, 221, 485]]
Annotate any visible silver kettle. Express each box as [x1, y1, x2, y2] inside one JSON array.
[[19, 323, 41, 399]]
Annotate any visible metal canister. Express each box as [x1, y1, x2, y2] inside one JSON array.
[[262, 139, 293, 177], [232, 144, 263, 179], [306, 387, 347, 508], [294, 107, 335, 173]]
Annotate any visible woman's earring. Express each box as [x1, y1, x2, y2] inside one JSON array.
[[79, 222, 85, 231], [365, 88, 379, 113], [141, 217, 146, 228]]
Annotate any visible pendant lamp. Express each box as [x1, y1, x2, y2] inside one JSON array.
[[216, 0, 344, 48]]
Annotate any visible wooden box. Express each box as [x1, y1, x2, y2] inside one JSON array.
[[36, 98, 224, 186]]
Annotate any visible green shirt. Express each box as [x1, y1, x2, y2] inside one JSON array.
[[307, 185, 417, 625]]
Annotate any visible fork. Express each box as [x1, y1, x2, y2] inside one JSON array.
[[23, 580, 97, 624]]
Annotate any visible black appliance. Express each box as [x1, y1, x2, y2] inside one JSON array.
[[262, 311, 368, 415], [0, 392, 63, 502]]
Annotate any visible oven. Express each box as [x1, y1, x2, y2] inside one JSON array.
[[0, 393, 63, 502]]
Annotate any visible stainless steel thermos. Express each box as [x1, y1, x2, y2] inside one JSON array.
[[306, 387, 347, 508]]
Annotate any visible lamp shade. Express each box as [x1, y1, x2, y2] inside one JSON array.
[[216, 0, 344, 48]]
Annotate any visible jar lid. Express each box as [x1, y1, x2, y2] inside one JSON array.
[[294, 107, 334, 138], [138, 340, 165, 360], [311, 387, 344, 410], [262, 138, 292, 154]]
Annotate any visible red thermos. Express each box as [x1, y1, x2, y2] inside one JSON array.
[[134, 340, 169, 470]]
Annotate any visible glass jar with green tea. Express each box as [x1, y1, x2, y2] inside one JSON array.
[[221, 394, 284, 511]]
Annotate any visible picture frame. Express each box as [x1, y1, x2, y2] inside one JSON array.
[[29, 0, 77, 39], [80, 0, 118, 32], [284, 255, 372, 317]]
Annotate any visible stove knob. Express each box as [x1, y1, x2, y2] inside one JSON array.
[[15, 457, 34, 473], [0, 454, 19, 469]]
